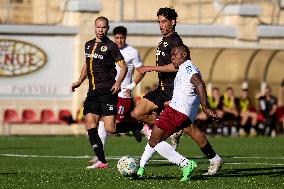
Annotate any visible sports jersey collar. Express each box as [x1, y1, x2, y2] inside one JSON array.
[[120, 44, 128, 50], [179, 59, 191, 69], [95, 36, 109, 43], [163, 31, 177, 39]]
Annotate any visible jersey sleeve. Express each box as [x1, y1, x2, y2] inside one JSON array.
[[184, 64, 200, 80], [132, 49, 143, 68], [110, 43, 125, 63]]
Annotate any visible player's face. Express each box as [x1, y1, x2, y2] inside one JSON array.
[[114, 34, 126, 49], [227, 89, 234, 97], [158, 15, 175, 37], [171, 48, 184, 69], [241, 90, 248, 99], [95, 19, 108, 39], [212, 89, 220, 98]]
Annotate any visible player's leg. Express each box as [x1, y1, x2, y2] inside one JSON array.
[[89, 119, 106, 165], [85, 113, 108, 169], [183, 125, 223, 175], [239, 111, 249, 136], [131, 98, 158, 124], [98, 120, 107, 147], [149, 125, 197, 182], [115, 97, 142, 142]]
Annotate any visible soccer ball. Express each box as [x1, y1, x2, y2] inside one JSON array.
[[117, 155, 138, 176]]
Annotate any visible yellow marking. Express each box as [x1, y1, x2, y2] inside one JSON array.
[[89, 44, 97, 90]]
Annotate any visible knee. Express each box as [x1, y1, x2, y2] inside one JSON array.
[[104, 124, 116, 134], [131, 110, 142, 121], [148, 139, 158, 148], [184, 125, 193, 135], [85, 120, 95, 130]]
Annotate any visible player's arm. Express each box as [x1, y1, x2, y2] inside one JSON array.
[[137, 63, 177, 74], [123, 50, 145, 91], [71, 63, 87, 92], [191, 73, 219, 121], [112, 60, 127, 94]]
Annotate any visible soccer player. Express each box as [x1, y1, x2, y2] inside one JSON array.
[[141, 45, 220, 182], [71, 16, 127, 169], [96, 26, 145, 148], [132, 7, 223, 177]]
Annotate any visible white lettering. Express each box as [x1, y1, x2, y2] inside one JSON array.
[[85, 53, 104, 60], [11, 85, 57, 95]]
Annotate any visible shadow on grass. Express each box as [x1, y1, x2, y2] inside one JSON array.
[[211, 167, 284, 178], [0, 172, 19, 175]]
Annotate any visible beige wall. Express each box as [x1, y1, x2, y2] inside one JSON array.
[[1, 0, 284, 124]]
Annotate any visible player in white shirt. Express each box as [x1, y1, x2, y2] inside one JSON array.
[[96, 26, 145, 150], [137, 45, 220, 182]]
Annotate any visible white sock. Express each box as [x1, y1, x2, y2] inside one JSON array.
[[209, 154, 221, 163], [154, 141, 189, 168], [140, 143, 156, 167], [98, 121, 107, 147]]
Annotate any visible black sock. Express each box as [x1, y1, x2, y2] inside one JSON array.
[[87, 128, 106, 163], [115, 121, 143, 134], [200, 141, 216, 159]]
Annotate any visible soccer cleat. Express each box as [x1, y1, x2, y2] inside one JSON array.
[[180, 160, 197, 182], [136, 167, 145, 178], [170, 130, 183, 150], [203, 159, 223, 176], [86, 161, 108, 169]]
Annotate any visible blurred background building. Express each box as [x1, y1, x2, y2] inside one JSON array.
[[0, 0, 283, 135]]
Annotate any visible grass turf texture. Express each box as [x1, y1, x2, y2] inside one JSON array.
[[0, 135, 284, 189]]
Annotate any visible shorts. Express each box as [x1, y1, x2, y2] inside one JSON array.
[[83, 88, 118, 116], [116, 97, 133, 122], [155, 106, 192, 135], [144, 87, 173, 113]]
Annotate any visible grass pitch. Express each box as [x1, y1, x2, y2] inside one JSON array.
[[0, 135, 284, 189]]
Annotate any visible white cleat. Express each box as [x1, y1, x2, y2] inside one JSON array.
[[86, 161, 108, 169], [170, 130, 183, 150], [203, 159, 224, 176]]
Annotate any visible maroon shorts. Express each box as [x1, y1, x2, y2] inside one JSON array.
[[155, 106, 192, 135], [116, 97, 133, 122]]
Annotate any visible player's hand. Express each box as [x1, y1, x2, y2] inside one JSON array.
[[123, 89, 131, 97], [71, 81, 81, 92], [203, 108, 220, 122], [111, 82, 121, 94], [137, 66, 152, 74]]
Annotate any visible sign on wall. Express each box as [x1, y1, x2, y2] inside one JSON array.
[[0, 39, 47, 76], [0, 36, 75, 98]]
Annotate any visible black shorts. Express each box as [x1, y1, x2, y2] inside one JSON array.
[[83, 88, 118, 116], [144, 87, 173, 113]]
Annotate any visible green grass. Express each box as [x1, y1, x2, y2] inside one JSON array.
[[0, 135, 284, 189]]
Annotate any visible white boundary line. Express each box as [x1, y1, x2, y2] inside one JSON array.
[[0, 154, 284, 166], [1, 154, 284, 160]]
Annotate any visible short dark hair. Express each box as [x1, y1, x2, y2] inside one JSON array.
[[157, 7, 178, 21], [113, 26, 127, 36], [226, 86, 233, 91], [174, 45, 190, 60], [212, 87, 220, 91]]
